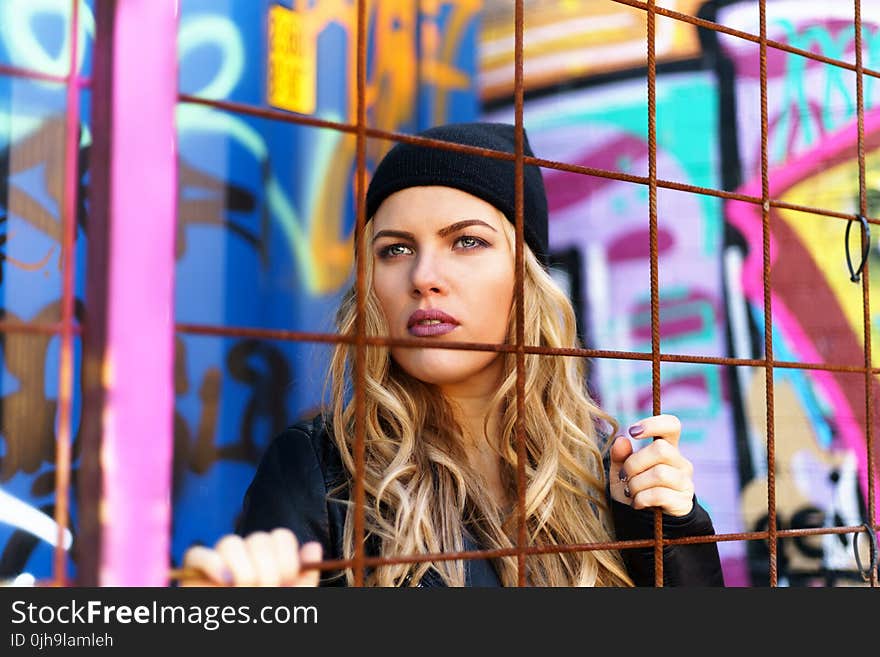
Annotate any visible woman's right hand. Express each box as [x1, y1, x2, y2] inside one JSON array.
[[179, 528, 322, 587]]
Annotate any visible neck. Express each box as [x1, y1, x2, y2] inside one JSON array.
[[439, 358, 503, 453], [437, 364, 504, 451], [438, 375, 510, 510], [443, 390, 501, 450]]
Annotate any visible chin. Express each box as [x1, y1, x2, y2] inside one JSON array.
[[390, 349, 501, 388]]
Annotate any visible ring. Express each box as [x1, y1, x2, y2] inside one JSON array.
[[854, 522, 878, 582], [623, 484, 631, 498]]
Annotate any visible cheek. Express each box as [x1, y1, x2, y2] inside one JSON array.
[[372, 274, 399, 325], [478, 275, 514, 337]]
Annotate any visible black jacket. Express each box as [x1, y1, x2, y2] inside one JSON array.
[[236, 414, 725, 587]]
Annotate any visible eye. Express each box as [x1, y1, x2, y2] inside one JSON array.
[[377, 243, 413, 258], [454, 235, 489, 250]]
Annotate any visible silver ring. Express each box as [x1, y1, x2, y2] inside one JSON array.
[[623, 484, 631, 498]]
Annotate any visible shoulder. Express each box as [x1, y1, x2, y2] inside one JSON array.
[[235, 413, 346, 537], [259, 413, 345, 490]]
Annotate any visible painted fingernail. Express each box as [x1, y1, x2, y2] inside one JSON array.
[[623, 484, 632, 498], [618, 469, 628, 483], [220, 567, 234, 585], [628, 424, 644, 437]]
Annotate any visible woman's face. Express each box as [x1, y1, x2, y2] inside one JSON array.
[[371, 185, 515, 395]]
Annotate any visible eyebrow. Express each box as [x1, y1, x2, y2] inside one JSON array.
[[372, 219, 497, 243]]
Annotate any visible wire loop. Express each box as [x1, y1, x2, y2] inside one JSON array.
[[845, 214, 871, 283], [853, 523, 878, 583]]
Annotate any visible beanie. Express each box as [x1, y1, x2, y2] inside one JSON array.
[[365, 122, 549, 266]]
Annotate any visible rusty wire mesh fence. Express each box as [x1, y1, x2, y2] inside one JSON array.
[[0, 0, 877, 587]]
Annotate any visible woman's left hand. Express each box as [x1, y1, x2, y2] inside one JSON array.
[[608, 414, 695, 517]]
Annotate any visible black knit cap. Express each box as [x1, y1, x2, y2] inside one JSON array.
[[365, 122, 549, 266]]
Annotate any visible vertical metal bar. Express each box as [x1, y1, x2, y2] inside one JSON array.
[[100, 0, 178, 586], [513, 0, 527, 588], [77, 0, 115, 588], [853, 0, 878, 586], [53, 0, 81, 587], [352, 0, 368, 587], [758, 0, 779, 587], [645, 0, 664, 587]]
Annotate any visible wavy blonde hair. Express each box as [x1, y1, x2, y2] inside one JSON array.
[[324, 218, 633, 587]]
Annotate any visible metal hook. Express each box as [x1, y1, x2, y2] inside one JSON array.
[[853, 522, 878, 583], [845, 214, 871, 283]]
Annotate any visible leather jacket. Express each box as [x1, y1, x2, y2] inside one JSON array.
[[236, 414, 725, 587]]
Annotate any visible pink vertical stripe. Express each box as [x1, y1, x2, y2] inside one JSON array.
[[101, 0, 178, 586]]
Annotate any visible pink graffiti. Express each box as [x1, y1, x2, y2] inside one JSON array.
[[726, 107, 880, 523]]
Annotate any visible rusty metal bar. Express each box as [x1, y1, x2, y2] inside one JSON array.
[[167, 522, 879, 582], [758, 0, 779, 588], [853, 0, 879, 587], [51, 0, 81, 587], [352, 0, 368, 588], [513, 0, 528, 588], [610, 0, 880, 79], [0, 63, 89, 86], [176, 94, 880, 231], [0, 321, 80, 335], [76, 0, 115, 588], [176, 322, 877, 374], [645, 0, 665, 587]]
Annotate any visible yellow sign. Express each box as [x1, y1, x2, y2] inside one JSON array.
[[267, 5, 316, 115]]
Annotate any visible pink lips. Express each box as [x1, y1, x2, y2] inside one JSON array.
[[407, 308, 459, 337]]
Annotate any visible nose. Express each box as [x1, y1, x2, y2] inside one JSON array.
[[410, 250, 447, 297]]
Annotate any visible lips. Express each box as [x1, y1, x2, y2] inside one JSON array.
[[407, 308, 460, 337]]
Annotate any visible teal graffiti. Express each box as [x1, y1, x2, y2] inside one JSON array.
[[177, 13, 346, 294], [771, 19, 880, 165], [632, 290, 719, 349], [0, 0, 95, 145], [606, 363, 721, 442]]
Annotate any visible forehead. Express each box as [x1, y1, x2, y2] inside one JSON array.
[[371, 185, 506, 231]]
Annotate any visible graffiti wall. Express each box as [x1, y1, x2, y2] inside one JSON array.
[[479, 0, 705, 102], [717, 0, 880, 586], [0, 0, 94, 584], [483, 0, 880, 585], [0, 0, 480, 582], [171, 0, 480, 569], [3, 0, 877, 588]]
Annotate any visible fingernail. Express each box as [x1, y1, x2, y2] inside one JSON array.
[[220, 567, 234, 585], [618, 468, 628, 482], [628, 424, 644, 437], [623, 484, 632, 498]]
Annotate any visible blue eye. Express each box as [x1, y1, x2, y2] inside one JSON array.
[[378, 243, 413, 258], [455, 235, 488, 250]]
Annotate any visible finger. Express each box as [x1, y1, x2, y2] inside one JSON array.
[[630, 485, 694, 517], [295, 542, 323, 587], [244, 531, 282, 587], [621, 437, 690, 480], [609, 435, 633, 470], [627, 463, 693, 498], [626, 414, 682, 448], [215, 534, 258, 586], [269, 528, 301, 586], [180, 546, 231, 587], [608, 435, 634, 504]]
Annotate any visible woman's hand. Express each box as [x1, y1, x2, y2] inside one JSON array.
[[608, 414, 695, 517], [179, 528, 322, 587]]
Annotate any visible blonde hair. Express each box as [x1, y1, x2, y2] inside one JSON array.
[[325, 218, 633, 587]]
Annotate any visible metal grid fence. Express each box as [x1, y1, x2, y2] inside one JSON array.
[[0, 0, 877, 587]]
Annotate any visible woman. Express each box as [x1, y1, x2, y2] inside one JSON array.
[[181, 122, 724, 587]]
